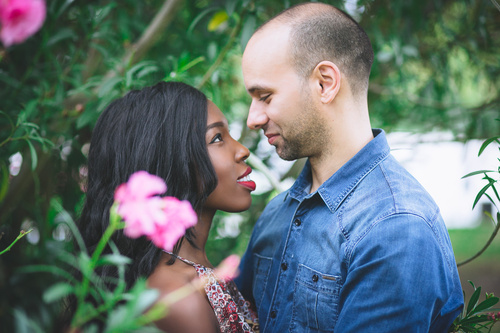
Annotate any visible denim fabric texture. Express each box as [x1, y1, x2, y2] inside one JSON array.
[[236, 129, 464, 333]]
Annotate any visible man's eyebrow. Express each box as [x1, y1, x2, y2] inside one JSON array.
[[248, 85, 271, 95], [206, 121, 225, 131]]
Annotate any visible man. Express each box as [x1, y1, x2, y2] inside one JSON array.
[[235, 2, 464, 332]]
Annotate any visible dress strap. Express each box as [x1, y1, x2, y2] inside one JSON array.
[[163, 250, 196, 266]]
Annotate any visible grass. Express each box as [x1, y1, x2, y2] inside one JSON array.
[[449, 222, 500, 264]]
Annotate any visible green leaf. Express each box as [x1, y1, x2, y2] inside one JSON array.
[[467, 286, 481, 315], [77, 252, 93, 278], [125, 61, 157, 88], [208, 10, 229, 31], [50, 198, 87, 253], [47, 28, 76, 46], [97, 253, 132, 267], [461, 170, 494, 179], [97, 77, 123, 98], [43, 282, 75, 303], [478, 136, 500, 156], [133, 288, 160, 314], [76, 107, 97, 129], [17, 264, 75, 281], [187, 7, 219, 34], [240, 14, 257, 51], [470, 296, 499, 315], [25, 139, 37, 171], [177, 56, 205, 73], [472, 183, 492, 210], [105, 305, 129, 330], [460, 314, 489, 324], [13, 308, 45, 333], [0, 162, 9, 202], [225, 0, 238, 16], [94, 3, 116, 24], [136, 65, 160, 79]]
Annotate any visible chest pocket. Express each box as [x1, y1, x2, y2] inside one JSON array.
[[290, 264, 341, 332], [252, 254, 272, 310]]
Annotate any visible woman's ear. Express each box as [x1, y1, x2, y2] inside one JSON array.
[[311, 61, 341, 104]]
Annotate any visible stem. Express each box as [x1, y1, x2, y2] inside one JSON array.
[[0, 229, 32, 256], [457, 216, 500, 267], [76, 204, 122, 312]]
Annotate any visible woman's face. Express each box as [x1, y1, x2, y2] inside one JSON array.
[[204, 101, 255, 213]]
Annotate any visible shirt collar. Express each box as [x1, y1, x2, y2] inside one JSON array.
[[288, 129, 390, 213]]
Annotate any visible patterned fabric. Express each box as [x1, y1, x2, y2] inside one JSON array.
[[165, 251, 259, 333]]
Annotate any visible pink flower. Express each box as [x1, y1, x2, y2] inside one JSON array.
[[115, 170, 167, 202], [114, 171, 198, 251], [214, 254, 240, 281], [149, 197, 197, 251], [0, 0, 46, 47]]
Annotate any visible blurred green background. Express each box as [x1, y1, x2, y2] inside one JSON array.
[[0, 0, 499, 331]]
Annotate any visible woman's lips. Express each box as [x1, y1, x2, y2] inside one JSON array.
[[237, 167, 256, 191], [238, 180, 256, 191]]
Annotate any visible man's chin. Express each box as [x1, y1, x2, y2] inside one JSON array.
[[276, 147, 299, 161]]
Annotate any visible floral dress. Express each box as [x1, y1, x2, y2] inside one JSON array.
[[164, 252, 259, 333]]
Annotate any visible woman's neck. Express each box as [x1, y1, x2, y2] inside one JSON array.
[[176, 208, 215, 267]]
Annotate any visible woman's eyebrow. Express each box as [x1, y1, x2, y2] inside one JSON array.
[[206, 121, 225, 131]]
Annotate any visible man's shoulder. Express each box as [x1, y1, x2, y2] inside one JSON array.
[[338, 155, 442, 235]]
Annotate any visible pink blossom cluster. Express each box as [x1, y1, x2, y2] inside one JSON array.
[[115, 171, 198, 251], [488, 311, 500, 322], [0, 0, 46, 47]]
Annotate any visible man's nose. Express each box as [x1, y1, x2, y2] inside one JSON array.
[[247, 100, 269, 130]]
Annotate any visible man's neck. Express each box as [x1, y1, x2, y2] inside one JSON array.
[[308, 127, 374, 193]]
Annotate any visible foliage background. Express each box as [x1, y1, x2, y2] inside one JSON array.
[[0, 0, 499, 331]]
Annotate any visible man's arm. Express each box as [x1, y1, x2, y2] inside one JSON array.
[[335, 214, 463, 332]]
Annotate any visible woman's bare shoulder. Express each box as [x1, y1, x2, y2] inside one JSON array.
[[147, 254, 220, 333]]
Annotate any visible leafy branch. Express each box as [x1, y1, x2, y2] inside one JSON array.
[[458, 133, 500, 267], [449, 281, 499, 332]]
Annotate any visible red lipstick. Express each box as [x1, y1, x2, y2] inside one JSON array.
[[237, 167, 256, 191]]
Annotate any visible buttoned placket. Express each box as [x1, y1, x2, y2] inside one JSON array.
[[264, 194, 311, 331]]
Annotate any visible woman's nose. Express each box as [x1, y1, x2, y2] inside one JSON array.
[[235, 141, 250, 162]]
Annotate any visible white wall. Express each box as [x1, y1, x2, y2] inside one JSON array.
[[388, 132, 499, 229]]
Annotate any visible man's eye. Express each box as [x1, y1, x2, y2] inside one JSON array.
[[259, 94, 271, 102], [210, 133, 223, 144]]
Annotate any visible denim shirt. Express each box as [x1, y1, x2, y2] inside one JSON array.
[[236, 129, 464, 333]]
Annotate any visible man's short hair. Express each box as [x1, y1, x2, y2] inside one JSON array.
[[261, 3, 374, 96]]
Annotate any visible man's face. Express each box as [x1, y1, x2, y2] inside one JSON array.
[[242, 25, 327, 161]]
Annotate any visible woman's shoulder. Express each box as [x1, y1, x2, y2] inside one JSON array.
[[147, 253, 220, 333], [148, 254, 197, 292]]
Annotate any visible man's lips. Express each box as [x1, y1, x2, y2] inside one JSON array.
[[266, 133, 279, 145], [237, 166, 256, 191]]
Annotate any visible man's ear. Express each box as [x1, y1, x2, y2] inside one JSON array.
[[310, 61, 341, 104]]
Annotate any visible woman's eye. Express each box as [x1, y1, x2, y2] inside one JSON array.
[[210, 133, 223, 144], [259, 94, 271, 102]]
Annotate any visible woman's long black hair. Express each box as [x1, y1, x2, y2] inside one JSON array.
[[78, 81, 217, 290]]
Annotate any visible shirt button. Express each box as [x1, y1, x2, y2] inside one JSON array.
[[270, 310, 277, 318], [294, 219, 301, 226], [312, 274, 319, 282], [281, 262, 288, 271]]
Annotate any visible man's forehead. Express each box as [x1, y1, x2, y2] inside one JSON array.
[[244, 23, 291, 55]]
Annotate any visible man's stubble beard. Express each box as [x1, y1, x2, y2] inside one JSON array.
[[275, 92, 328, 161]]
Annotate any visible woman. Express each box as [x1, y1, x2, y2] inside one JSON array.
[[78, 81, 259, 332]]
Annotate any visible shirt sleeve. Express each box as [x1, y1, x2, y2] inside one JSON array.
[[335, 213, 463, 333]]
